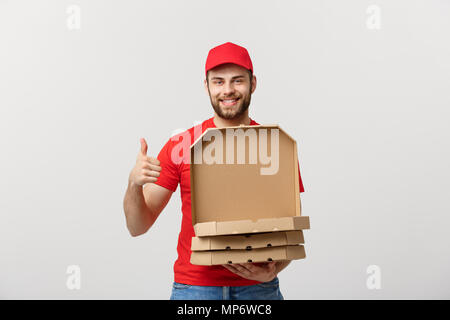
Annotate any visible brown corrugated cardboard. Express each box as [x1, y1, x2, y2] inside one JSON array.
[[190, 125, 310, 237], [193, 216, 310, 237], [190, 245, 306, 266], [191, 231, 304, 251]]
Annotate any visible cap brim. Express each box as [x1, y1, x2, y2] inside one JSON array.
[[205, 61, 252, 77]]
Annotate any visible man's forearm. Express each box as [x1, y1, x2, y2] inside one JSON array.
[[123, 181, 153, 236]]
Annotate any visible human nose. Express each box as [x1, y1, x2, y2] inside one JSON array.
[[222, 81, 235, 96]]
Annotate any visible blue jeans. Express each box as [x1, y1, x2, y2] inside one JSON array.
[[170, 277, 284, 300]]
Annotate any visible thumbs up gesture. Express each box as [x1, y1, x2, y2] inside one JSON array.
[[128, 138, 162, 186]]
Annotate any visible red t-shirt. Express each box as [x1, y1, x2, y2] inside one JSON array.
[[154, 117, 305, 286]]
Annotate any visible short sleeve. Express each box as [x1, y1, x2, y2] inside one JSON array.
[[153, 139, 180, 192], [298, 162, 305, 193]]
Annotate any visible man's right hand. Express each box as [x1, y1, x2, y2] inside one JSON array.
[[128, 138, 162, 186]]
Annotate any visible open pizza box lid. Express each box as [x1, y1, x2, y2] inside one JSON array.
[[189, 124, 310, 237], [190, 245, 306, 266], [191, 231, 304, 251]]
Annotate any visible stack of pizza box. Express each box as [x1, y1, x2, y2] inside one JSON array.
[[189, 124, 310, 266]]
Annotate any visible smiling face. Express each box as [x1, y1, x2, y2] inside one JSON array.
[[205, 63, 257, 120]]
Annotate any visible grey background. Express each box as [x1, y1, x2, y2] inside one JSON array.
[[0, 0, 449, 299]]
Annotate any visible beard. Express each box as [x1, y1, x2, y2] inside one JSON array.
[[208, 87, 252, 120]]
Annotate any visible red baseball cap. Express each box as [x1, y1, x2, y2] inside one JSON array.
[[205, 42, 253, 77]]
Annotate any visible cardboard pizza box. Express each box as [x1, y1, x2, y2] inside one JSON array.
[[190, 245, 306, 266], [189, 124, 310, 237], [191, 231, 304, 251]]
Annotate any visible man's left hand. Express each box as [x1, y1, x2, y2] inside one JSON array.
[[222, 261, 277, 282]]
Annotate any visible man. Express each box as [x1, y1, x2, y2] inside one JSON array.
[[123, 42, 305, 300]]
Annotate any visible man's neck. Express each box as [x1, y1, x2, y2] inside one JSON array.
[[213, 111, 251, 128]]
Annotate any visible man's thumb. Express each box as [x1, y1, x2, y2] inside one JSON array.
[[140, 138, 148, 155]]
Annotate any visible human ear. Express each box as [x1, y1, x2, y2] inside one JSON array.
[[251, 75, 257, 94]]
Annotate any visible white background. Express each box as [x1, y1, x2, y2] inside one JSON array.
[[0, 0, 449, 299]]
